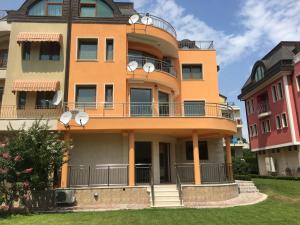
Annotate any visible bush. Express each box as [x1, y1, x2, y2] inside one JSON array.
[[250, 174, 300, 181], [234, 174, 252, 181]]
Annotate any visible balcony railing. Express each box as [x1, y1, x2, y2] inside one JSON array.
[[175, 163, 233, 184], [0, 59, 7, 69], [0, 10, 7, 20], [137, 13, 177, 38], [0, 105, 63, 119], [257, 102, 270, 114], [178, 41, 214, 50], [68, 164, 153, 187], [64, 102, 234, 120], [128, 55, 176, 77]]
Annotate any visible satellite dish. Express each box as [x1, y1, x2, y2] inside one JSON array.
[[127, 61, 138, 72], [75, 112, 89, 127], [129, 14, 140, 24], [59, 111, 72, 126], [141, 15, 153, 25], [52, 90, 63, 106], [143, 62, 155, 73]]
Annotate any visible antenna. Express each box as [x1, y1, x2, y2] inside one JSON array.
[[129, 14, 140, 25], [141, 15, 153, 26], [59, 111, 72, 127], [127, 61, 138, 72], [143, 62, 155, 73], [52, 90, 63, 106], [75, 112, 89, 127]]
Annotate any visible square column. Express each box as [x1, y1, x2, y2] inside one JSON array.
[[192, 131, 201, 185], [225, 136, 233, 181], [60, 132, 70, 188], [128, 131, 135, 186]]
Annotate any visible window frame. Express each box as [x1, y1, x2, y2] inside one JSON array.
[[77, 38, 99, 61], [104, 83, 114, 109], [17, 91, 27, 110], [296, 75, 300, 92], [75, 84, 97, 108], [277, 82, 284, 100], [275, 114, 282, 130], [182, 64, 203, 80], [39, 42, 61, 61], [250, 124, 258, 137], [105, 38, 114, 62], [271, 85, 278, 102], [28, 0, 63, 17], [22, 42, 31, 61], [183, 100, 206, 116], [261, 119, 271, 134], [281, 113, 288, 128], [80, 2, 97, 17]]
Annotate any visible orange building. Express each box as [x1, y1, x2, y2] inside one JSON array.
[[1, 0, 237, 208]]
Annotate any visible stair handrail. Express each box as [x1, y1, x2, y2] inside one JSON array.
[[175, 165, 183, 206], [150, 164, 155, 206]]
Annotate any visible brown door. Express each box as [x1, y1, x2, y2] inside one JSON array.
[[159, 143, 171, 183]]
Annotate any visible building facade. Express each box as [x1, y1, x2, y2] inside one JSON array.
[[1, 0, 238, 208], [239, 42, 300, 177]]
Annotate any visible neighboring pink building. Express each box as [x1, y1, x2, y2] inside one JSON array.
[[239, 42, 300, 176]]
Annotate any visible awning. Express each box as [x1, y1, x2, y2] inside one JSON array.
[[12, 80, 60, 92], [17, 32, 62, 43]]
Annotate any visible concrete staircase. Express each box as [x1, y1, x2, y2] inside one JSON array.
[[236, 180, 259, 193], [149, 185, 182, 208]]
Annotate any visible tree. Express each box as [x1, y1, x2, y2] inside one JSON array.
[[6, 121, 69, 191]]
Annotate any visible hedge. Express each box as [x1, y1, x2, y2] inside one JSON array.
[[234, 174, 300, 181]]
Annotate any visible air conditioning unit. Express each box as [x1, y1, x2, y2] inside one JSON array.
[[55, 189, 76, 205]]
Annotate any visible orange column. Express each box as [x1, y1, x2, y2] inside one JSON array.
[[60, 132, 70, 188], [225, 136, 233, 181], [128, 131, 135, 186], [192, 130, 201, 185]]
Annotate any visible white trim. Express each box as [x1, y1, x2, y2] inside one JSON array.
[[283, 75, 296, 143], [252, 142, 300, 152], [277, 81, 284, 100], [281, 112, 288, 128], [296, 75, 300, 92], [271, 85, 277, 103], [275, 114, 282, 130]]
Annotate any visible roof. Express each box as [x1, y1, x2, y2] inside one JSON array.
[[12, 80, 60, 92], [239, 41, 300, 100], [17, 32, 62, 43]]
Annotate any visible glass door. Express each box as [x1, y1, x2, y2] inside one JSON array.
[[130, 88, 152, 116], [159, 143, 171, 183], [135, 142, 152, 184], [159, 91, 170, 116]]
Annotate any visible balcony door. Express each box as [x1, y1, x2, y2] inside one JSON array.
[[130, 88, 152, 117], [159, 91, 170, 116]]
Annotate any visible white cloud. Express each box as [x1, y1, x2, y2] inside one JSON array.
[[129, 0, 300, 66]]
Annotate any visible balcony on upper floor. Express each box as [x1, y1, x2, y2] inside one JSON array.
[[257, 101, 271, 118], [60, 102, 237, 136], [178, 40, 215, 50], [127, 13, 178, 57], [0, 58, 7, 79]]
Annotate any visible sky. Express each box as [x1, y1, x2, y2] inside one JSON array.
[[1, 0, 300, 139]]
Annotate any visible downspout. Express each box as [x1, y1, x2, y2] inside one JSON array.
[[63, 0, 72, 105]]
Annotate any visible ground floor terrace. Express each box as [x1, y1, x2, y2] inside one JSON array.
[[59, 131, 237, 208]]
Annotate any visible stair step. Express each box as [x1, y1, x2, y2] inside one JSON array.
[[155, 196, 181, 201], [155, 192, 179, 197]]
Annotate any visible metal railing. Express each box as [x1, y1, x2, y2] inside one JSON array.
[[257, 102, 270, 114], [0, 10, 7, 20], [135, 164, 152, 184], [128, 55, 177, 77], [0, 59, 7, 69], [178, 41, 214, 50], [175, 166, 183, 205], [64, 102, 234, 120], [68, 164, 129, 187], [0, 105, 63, 119], [175, 163, 234, 184], [137, 13, 177, 38]]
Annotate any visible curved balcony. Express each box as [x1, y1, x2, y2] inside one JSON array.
[[59, 102, 237, 136], [128, 55, 176, 77]]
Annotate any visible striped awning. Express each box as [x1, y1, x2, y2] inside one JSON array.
[[17, 32, 62, 43], [12, 80, 60, 92]]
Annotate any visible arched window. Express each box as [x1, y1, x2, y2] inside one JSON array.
[[28, 0, 63, 17], [80, 0, 113, 17], [255, 66, 265, 82]]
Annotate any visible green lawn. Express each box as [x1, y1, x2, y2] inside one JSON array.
[[1, 179, 300, 225]]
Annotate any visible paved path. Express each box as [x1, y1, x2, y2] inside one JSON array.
[[186, 192, 268, 208]]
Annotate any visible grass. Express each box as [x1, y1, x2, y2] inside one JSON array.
[[0, 179, 300, 225]]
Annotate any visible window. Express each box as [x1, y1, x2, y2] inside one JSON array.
[[78, 39, 98, 60], [282, 113, 288, 128], [106, 39, 114, 61], [104, 84, 113, 108], [17, 92, 27, 109], [36, 92, 55, 109], [28, 0, 63, 16], [296, 76, 300, 91], [246, 99, 255, 114], [184, 101, 205, 116], [250, 124, 258, 137], [182, 64, 203, 80], [40, 42, 60, 61], [80, 0, 113, 18], [271, 85, 278, 102], [75, 85, 97, 108], [276, 115, 282, 129], [185, 141, 208, 161], [262, 120, 271, 134], [277, 82, 283, 100], [22, 43, 31, 61], [0, 49, 8, 68], [130, 88, 152, 116], [254, 66, 265, 82]]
